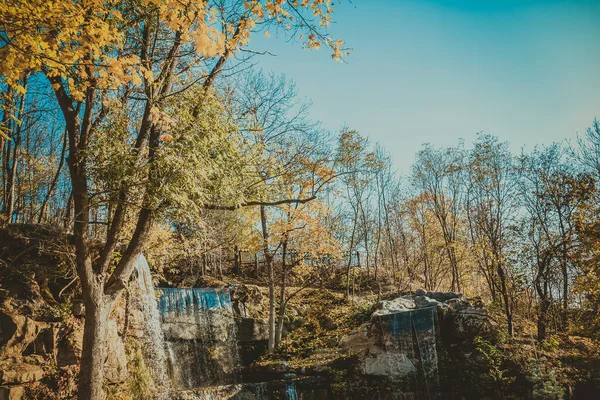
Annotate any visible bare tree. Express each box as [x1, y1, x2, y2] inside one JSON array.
[[465, 135, 519, 336]]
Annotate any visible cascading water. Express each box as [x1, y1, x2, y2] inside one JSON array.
[[380, 306, 440, 399], [134, 255, 169, 393], [383, 311, 417, 376], [412, 307, 440, 399], [285, 381, 299, 400], [254, 382, 267, 400], [158, 287, 241, 390], [158, 287, 233, 314]]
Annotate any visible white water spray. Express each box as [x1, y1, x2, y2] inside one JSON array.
[[134, 255, 169, 394]]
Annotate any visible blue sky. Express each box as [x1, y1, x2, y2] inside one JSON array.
[[250, 0, 600, 173]]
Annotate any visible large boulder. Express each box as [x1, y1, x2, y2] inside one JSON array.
[[56, 329, 81, 367], [231, 285, 264, 319], [0, 362, 44, 384], [371, 297, 415, 318], [363, 345, 416, 376], [0, 311, 49, 357], [0, 385, 25, 400], [414, 295, 445, 308], [340, 290, 491, 380], [371, 290, 462, 320], [162, 309, 236, 341], [416, 289, 462, 303], [236, 317, 269, 342], [446, 298, 493, 340]]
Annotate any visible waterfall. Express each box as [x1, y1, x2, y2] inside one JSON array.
[[158, 287, 233, 315], [134, 255, 169, 393], [390, 312, 416, 375], [158, 287, 241, 390], [380, 306, 440, 399], [254, 382, 267, 400], [413, 307, 440, 400], [285, 381, 299, 400]]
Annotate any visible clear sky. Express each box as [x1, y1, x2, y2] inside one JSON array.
[[250, 0, 600, 174]]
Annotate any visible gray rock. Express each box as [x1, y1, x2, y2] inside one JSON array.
[[337, 290, 491, 381], [162, 309, 238, 341], [448, 307, 492, 340], [364, 346, 416, 377], [414, 295, 444, 308], [236, 317, 269, 342], [269, 361, 290, 374], [424, 291, 463, 303], [448, 298, 472, 312], [371, 297, 416, 318]]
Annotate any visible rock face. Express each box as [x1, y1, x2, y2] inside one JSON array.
[[0, 385, 25, 400], [157, 286, 270, 390], [0, 311, 50, 357], [159, 287, 244, 389], [371, 297, 416, 318], [0, 308, 127, 386], [231, 285, 264, 320], [0, 363, 44, 384], [341, 289, 492, 383]]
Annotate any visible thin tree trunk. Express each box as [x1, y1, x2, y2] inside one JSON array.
[[254, 253, 259, 278], [260, 205, 276, 353], [39, 129, 67, 223], [232, 245, 240, 274], [561, 244, 569, 331], [359, 200, 370, 280], [1, 87, 14, 225], [356, 251, 361, 297], [64, 191, 73, 230], [497, 262, 513, 336], [345, 214, 358, 300], [2, 82, 26, 223], [275, 238, 288, 347], [267, 258, 275, 353]]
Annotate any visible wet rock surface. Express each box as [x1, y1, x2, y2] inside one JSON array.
[[342, 289, 491, 381]]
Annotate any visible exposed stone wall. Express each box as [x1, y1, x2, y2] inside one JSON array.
[[340, 290, 493, 380]]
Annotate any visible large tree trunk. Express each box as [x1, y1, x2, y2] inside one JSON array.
[[79, 288, 110, 400]]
